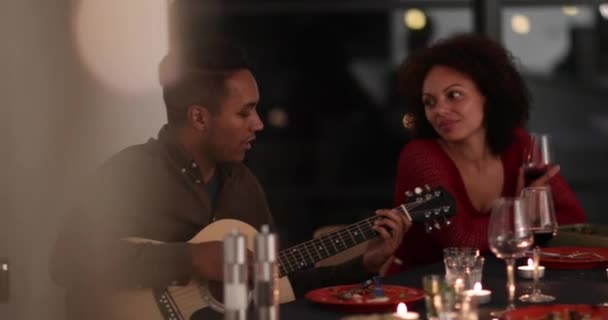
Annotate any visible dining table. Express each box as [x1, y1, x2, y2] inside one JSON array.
[[192, 254, 608, 319]]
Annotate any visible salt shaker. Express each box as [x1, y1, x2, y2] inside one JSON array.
[[254, 225, 279, 320], [223, 229, 249, 320]]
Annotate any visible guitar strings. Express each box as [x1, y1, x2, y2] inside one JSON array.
[[278, 198, 435, 275], [278, 200, 424, 274], [278, 208, 401, 274]]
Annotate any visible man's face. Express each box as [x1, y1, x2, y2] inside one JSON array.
[[202, 69, 264, 163]]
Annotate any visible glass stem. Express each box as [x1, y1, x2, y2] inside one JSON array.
[[506, 258, 516, 310], [532, 246, 540, 296]]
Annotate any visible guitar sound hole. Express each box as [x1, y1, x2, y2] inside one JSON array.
[[207, 281, 224, 303], [207, 281, 254, 303]]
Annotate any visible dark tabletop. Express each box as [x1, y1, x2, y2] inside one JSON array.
[[192, 255, 608, 319]]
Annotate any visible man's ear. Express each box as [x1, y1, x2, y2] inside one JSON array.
[[186, 105, 211, 131]]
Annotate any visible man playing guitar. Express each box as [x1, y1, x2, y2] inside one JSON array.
[[50, 39, 411, 320]]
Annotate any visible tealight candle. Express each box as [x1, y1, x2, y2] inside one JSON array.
[[392, 303, 419, 320], [517, 258, 545, 279], [462, 282, 492, 305]]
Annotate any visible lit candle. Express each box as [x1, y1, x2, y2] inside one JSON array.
[[453, 278, 465, 294], [517, 258, 545, 279], [392, 302, 419, 320], [462, 282, 492, 305]]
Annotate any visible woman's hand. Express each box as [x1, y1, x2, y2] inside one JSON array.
[[516, 164, 560, 195]]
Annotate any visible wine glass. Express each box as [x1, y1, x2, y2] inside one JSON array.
[[523, 133, 554, 186], [519, 186, 558, 303], [488, 197, 534, 316]]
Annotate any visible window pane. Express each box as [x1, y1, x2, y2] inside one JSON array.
[[502, 5, 608, 223]]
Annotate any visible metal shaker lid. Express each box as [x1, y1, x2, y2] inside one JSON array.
[[255, 225, 277, 262], [223, 228, 247, 264]]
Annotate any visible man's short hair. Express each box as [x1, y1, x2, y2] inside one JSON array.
[[158, 40, 250, 125]]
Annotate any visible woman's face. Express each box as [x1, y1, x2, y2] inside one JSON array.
[[422, 65, 486, 144]]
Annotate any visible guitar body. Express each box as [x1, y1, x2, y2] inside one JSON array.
[[110, 219, 295, 320]]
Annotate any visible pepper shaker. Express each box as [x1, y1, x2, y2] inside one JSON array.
[[223, 229, 249, 320], [254, 225, 279, 320]]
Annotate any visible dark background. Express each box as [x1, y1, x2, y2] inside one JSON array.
[[169, 0, 608, 249]]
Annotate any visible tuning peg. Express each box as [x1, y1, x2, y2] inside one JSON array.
[[405, 190, 414, 198], [434, 190, 441, 197], [433, 219, 442, 230], [442, 215, 451, 227], [425, 193, 433, 200], [424, 221, 433, 233], [424, 184, 431, 192], [414, 187, 423, 195], [442, 206, 450, 213]]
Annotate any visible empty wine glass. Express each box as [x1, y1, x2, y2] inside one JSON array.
[[523, 133, 555, 186], [488, 197, 534, 317], [519, 186, 558, 303]]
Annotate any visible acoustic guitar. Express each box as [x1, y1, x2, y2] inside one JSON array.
[[108, 185, 456, 320]]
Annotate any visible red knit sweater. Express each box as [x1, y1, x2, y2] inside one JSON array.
[[388, 128, 585, 273]]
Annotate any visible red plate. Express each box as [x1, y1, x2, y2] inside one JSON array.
[[502, 304, 608, 320], [305, 284, 425, 313], [536, 247, 608, 269]]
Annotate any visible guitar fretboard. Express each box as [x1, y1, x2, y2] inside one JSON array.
[[277, 204, 408, 277]]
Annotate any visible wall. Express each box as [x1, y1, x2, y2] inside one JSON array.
[[0, 1, 166, 319]]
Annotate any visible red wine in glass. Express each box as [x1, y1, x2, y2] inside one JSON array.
[[523, 134, 554, 186], [533, 231, 555, 247], [524, 164, 549, 186]]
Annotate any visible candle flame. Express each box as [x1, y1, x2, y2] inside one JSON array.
[[474, 282, 482, 291], [527, 258, 533, 267], [397, 302, 408, 315]]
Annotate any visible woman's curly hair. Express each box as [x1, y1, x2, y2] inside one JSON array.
[[399, 33, 531, 155]]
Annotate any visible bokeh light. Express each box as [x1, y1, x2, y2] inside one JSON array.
[[73, 0, 168, 94], [511, 14, 531, 35], [600, 4, 608, 19], [562, 6, 579, 16], [403, 9, 427, 30]]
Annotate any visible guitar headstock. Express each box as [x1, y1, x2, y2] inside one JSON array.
[[400, 185, 457, 233]]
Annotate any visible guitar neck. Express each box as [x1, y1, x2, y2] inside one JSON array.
[[275, 186, 456, 277], [277, 205, 404, 277]]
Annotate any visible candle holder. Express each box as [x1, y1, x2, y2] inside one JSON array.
[[339, 303, 419, 320], [517, 258, 545, 279], [519, 246, 555, 303], [340, 314, 393, 320], [393, 302, 419, 319], [462, 282, 491, 305]]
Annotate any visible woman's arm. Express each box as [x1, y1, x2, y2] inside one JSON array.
[[549, 173, 586, 226]]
